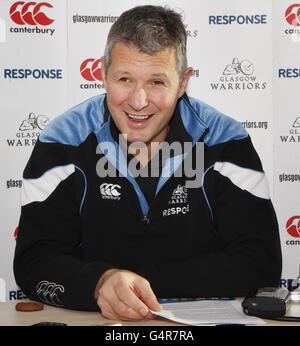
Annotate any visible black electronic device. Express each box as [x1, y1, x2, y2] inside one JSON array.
[[242, 287, 291, 318], [242, 267, 300, 321], [31, 321, 68, 326]]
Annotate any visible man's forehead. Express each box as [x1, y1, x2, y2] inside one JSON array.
[[112, 70, 170, 79], [111, 42, 175, 60], [109, 42, 178, 72]]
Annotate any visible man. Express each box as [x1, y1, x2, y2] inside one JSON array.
[[14, 5, 282, 321]]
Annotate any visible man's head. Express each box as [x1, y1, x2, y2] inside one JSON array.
[[102, 5, 192, 146], [104, 5, 187, 79]]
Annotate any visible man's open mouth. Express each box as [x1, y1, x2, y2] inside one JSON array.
[[125, 112, 154, 121]]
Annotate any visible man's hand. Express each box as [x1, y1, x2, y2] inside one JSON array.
[[95, 269, 162, 321]]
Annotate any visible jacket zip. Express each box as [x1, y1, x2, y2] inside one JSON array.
[[140, 132, 209, 226], [142, 214, 150, 225]]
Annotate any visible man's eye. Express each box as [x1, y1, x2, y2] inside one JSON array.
[[119, 77, 129, 82], [153, 80, 164, 85]]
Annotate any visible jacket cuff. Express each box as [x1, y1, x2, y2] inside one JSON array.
[[64, 262, 117, 311]]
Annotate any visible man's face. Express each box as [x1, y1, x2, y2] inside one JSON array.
[[102, 42, 191, 145]]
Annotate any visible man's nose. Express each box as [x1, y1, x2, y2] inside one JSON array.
[[128, 86, 149, 111]]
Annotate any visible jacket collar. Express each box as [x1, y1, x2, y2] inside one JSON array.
[[103, 93, 208, 147], [94, 93, 208, 216]]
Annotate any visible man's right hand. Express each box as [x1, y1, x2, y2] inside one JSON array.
[[94, 269, 162, 321]]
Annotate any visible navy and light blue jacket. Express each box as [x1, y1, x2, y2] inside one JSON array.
[[13, 94, 282, 311]]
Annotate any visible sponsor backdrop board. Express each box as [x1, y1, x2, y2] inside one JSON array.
[[0, 0, 68, 302], [0, 0, 299, 302], [273, 0, 300, 280]]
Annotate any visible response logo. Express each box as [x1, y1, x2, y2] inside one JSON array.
[[10, 1, 54, 26], [286, 216, 300, 238], [285, 4, 300, 26]]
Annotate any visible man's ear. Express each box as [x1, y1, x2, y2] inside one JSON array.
[[178, 67, 193, 98]]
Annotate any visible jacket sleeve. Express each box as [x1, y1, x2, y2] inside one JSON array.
[[134, 136, 283, 299], [13, 140, 114, 311]]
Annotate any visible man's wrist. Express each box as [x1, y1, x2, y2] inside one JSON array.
[[94, 268, 119, 300]]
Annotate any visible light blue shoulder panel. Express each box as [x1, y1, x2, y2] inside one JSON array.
[[39, 94, 106, 146], [187, 97, 248, 146]]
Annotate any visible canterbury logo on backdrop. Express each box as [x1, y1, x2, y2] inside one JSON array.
[[100, 183, 121, 201], [80, 58, 102, 81], [10, 2, 54, 26]]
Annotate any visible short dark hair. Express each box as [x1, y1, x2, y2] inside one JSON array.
[[103, 5, 187, 78]]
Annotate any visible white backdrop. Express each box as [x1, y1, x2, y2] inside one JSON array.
[[0, 0, 299, 302]]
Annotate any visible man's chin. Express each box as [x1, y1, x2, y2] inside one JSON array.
[[123, 133, 151, 146]]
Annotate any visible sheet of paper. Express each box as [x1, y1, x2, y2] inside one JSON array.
[[151, 299, 265, 326]]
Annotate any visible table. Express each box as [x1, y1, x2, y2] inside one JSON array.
[[0, 299, 300, 326]]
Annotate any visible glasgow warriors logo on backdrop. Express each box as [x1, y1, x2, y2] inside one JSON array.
[[210, 57, 267, 91], [6, 112, 50, 147], [279, 117, 300, 143]]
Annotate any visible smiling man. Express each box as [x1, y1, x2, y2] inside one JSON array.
[[14, 5, 282, 321], [103, 43, 191, 147]]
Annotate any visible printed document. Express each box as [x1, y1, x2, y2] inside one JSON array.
[[151, 299, 265, 325]]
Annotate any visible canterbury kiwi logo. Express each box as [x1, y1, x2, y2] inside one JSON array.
[[100, 183, 121, 200], [10, 2, 54, 26], [36, 280, 64, 307], [80, 58, 102, 81]]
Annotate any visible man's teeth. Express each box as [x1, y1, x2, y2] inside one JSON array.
[[127, 113, 151, 120]]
